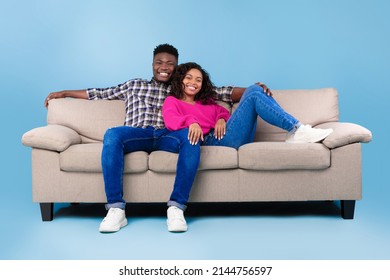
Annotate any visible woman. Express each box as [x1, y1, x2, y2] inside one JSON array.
[[162, 62, 332, 231], [163, 62, 333, 149]]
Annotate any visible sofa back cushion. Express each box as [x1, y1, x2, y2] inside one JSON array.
[[47, 99, 125, 142], [232, 88, 339, 142], [47, 88, 339, 143]]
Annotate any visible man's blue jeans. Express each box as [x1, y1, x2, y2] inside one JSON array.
[[102, 127, 200, 211], [203, 84, 300, 148]]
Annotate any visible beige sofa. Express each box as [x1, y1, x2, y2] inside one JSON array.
[[22, 88, 372, 221]]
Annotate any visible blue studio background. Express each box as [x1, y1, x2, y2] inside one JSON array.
[[1, 0, 389, 259]]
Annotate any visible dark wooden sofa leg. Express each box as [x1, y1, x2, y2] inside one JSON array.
[[341, 200, 355, 219], [40, 203, 54, 221]]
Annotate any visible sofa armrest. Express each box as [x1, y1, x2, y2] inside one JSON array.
[[315, 122, 372, 149], [22, 124, 81, 152]]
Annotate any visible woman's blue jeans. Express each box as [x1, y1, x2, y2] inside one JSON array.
[[203, 84, 300, 148], [102, 126, 200, 211]]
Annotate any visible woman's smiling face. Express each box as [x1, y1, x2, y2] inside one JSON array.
[[182, 68, 203, 99]]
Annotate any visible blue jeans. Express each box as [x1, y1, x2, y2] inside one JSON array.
[[203, 84, 300, 148], [102, 127, 200, 211]]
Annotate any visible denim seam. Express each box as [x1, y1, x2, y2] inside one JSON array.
[[250, 89, 298, 132]]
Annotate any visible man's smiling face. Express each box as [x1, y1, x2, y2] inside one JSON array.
[[152, 52, 177, 83]]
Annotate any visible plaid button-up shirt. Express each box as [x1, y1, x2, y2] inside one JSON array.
[[87, 78, 234, 129]]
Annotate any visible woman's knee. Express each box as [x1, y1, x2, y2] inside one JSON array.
[[243, 84, 272, 102], [243, 84, 263, 98]]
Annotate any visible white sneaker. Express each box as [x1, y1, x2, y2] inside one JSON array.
[[99, 208, 127, 233], [167, 206, 188, 232], [286, 124, 333, 143]]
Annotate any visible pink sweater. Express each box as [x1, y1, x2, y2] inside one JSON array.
[[162, 96, 231, 134]]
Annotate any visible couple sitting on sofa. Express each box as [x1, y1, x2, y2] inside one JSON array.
[[45, 44, 332, 233]]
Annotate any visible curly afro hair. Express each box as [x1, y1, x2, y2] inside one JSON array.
[[169, 62, 217, 104]]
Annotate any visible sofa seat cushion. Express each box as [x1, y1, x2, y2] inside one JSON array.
[[238, 142, 330, 170], [60, 143, 149, 173], [149, 146, 238, 173]]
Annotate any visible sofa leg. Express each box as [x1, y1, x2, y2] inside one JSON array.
[[40, 203, 54, 221], [341, 200, 355, 219]]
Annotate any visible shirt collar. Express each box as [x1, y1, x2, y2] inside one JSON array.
[[151, 77, 171, 87]]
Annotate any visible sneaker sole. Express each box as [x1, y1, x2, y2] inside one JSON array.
[[286, 129, 333, 143], [99, 219, 128, 233], [167, 222, 188, 232]]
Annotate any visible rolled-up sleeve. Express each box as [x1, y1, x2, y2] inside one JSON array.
[[86, 80, 133, 100], [213, 86, 234, 103]]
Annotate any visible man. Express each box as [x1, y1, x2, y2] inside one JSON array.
[[45, 43, 330, 234], [45, 44, 247, 233]]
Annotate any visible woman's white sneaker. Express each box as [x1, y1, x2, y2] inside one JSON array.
[[167, 206, 188, 232], [99, 208, 127, 233], [286, 124, 333, 143]]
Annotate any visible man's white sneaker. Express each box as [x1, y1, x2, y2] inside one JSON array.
[[167, 206, 188, 232], [99, 208, 127, 233], [286, 124, 333, 144]]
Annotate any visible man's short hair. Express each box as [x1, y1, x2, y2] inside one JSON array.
[[153, 44, 179, 60]]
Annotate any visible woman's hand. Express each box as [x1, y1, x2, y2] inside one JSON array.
[[256, 82, 273, 96], [188, 123, 204, 145], [214, 119, 226, 140]]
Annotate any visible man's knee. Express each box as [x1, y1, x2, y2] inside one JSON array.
[[103, 127, 117, 141], [103, 127, 127, 146], [167, 128, 190, 143]]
